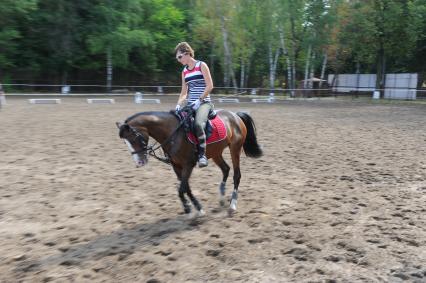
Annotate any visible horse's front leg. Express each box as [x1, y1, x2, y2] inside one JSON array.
[[184, 181, 205, 217], [178, 182, 192, 214], [173, 164, 191, 214], [181, 167, 205, 217]]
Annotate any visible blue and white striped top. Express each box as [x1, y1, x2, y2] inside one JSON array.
[[183, 61, 211, 103]]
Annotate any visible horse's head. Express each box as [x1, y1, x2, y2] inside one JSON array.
[[116, 121, 149, 167]]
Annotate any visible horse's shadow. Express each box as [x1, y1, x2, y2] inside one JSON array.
[[15, 215, 207, 274]]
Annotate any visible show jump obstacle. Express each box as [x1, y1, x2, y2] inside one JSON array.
[[251, 97, 275, 103], [87, 98, 115, 104], [29, 99, 61, 104], [218, 98, 240, 103], [134, 92, 161, 104]]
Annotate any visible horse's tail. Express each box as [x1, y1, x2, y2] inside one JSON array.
[[236, 112, 263, 158]]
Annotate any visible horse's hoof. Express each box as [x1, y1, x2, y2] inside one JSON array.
[[230, 199, 237, 211], [186, 212, 196, 219], [219, 198, 226, 207], [227, 207, 236, 217], [187, 209, 206, 219], [197, 209, 206, 217]]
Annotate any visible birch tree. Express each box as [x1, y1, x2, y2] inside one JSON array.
[[233, 0, 259, 89], [276, 0, 306, 91], [258, 0, 281, 93], [302, 0, 337, 89], [279, 24, 295, 96]]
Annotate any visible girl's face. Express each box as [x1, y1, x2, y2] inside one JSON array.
[[176, 52, 189, 65]]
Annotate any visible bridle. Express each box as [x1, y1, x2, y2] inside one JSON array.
[[123, 107, 195, 165], [126, 124, 148, 156], [125, 124, 179, 165]]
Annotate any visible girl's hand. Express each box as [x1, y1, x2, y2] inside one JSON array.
[[190, 99, 201, 110]]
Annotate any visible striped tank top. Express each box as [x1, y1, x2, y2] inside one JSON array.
[[183, 61, 211, 103]]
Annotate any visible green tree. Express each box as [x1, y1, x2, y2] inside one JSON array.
[[408, 0, 426, 76], [0, 0, 36, 76], [23, 0, 90, 84], [86, 0, 184, 90], [339, 0, 420, 95]]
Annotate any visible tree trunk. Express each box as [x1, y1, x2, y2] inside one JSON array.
[[309, 52, 316, 89], [330, 48, 340, 93], [319, 51, 328, 88], [219, 14, 237, 90], [106, 46, 112, 93], [268, 44, 280, 95], [240, 59, 245, 90], [304, 45, 312, 89], [268, 46, 274, 90], [279, 25, 294, 97], [273, 48, 280, 92], [376, 46, 386, 98], [209, 42, 215, 83], [245, 58, 251, 88], [290, 12, 297, 96], [375, 0, 387, 98], [223, 57, 229, 88], [356, 61, 361, 94], [292, 58, 296, 92]]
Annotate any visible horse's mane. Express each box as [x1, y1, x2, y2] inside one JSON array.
[[125, 111, 177, 124]]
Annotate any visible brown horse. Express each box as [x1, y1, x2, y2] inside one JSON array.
[[117, 108, 262, 216]]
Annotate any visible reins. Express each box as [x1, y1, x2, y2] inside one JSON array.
[[135, 107, 194, 165]]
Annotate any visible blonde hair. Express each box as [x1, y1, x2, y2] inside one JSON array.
[[174, 42, 194, 57]]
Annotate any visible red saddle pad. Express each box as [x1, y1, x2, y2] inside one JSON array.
[[187, 115, 227, 145]]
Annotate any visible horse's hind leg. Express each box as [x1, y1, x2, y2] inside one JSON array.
[[229, 145, 242, 212], [213, 155, 230, 206]]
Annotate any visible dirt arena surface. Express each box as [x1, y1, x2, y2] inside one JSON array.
[[1, 97, 425, 282]]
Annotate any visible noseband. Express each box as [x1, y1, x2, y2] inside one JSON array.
[[127, 124, 148, 155]]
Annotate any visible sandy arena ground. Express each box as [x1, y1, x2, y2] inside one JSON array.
[[0, 97, 425, 282]]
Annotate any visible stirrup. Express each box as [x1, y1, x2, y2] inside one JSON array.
[[198, 155, 208, 168]]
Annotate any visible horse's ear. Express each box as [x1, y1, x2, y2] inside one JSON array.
[[117, 122, 129, 138]]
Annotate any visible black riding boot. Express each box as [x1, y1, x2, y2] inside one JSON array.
[[197, 144, 208, 168]]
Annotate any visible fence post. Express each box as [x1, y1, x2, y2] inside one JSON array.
[[0, 84, 5, 107], [135, 92, 143, 103], [61, 85, 70, 94], [157, 86, 163, 94]]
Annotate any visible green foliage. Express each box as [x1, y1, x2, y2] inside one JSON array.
[[338, 0, 421, 72], [86, 0, 184, 72], [0, 0, 36, 69], [0, 0, 425, 85]]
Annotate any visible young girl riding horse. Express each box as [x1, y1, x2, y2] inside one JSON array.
[[117, 42, 263, 216], [174, 42, 214, 168]]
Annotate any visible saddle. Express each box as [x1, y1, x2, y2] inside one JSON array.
[[174, 107, 226, 145]]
